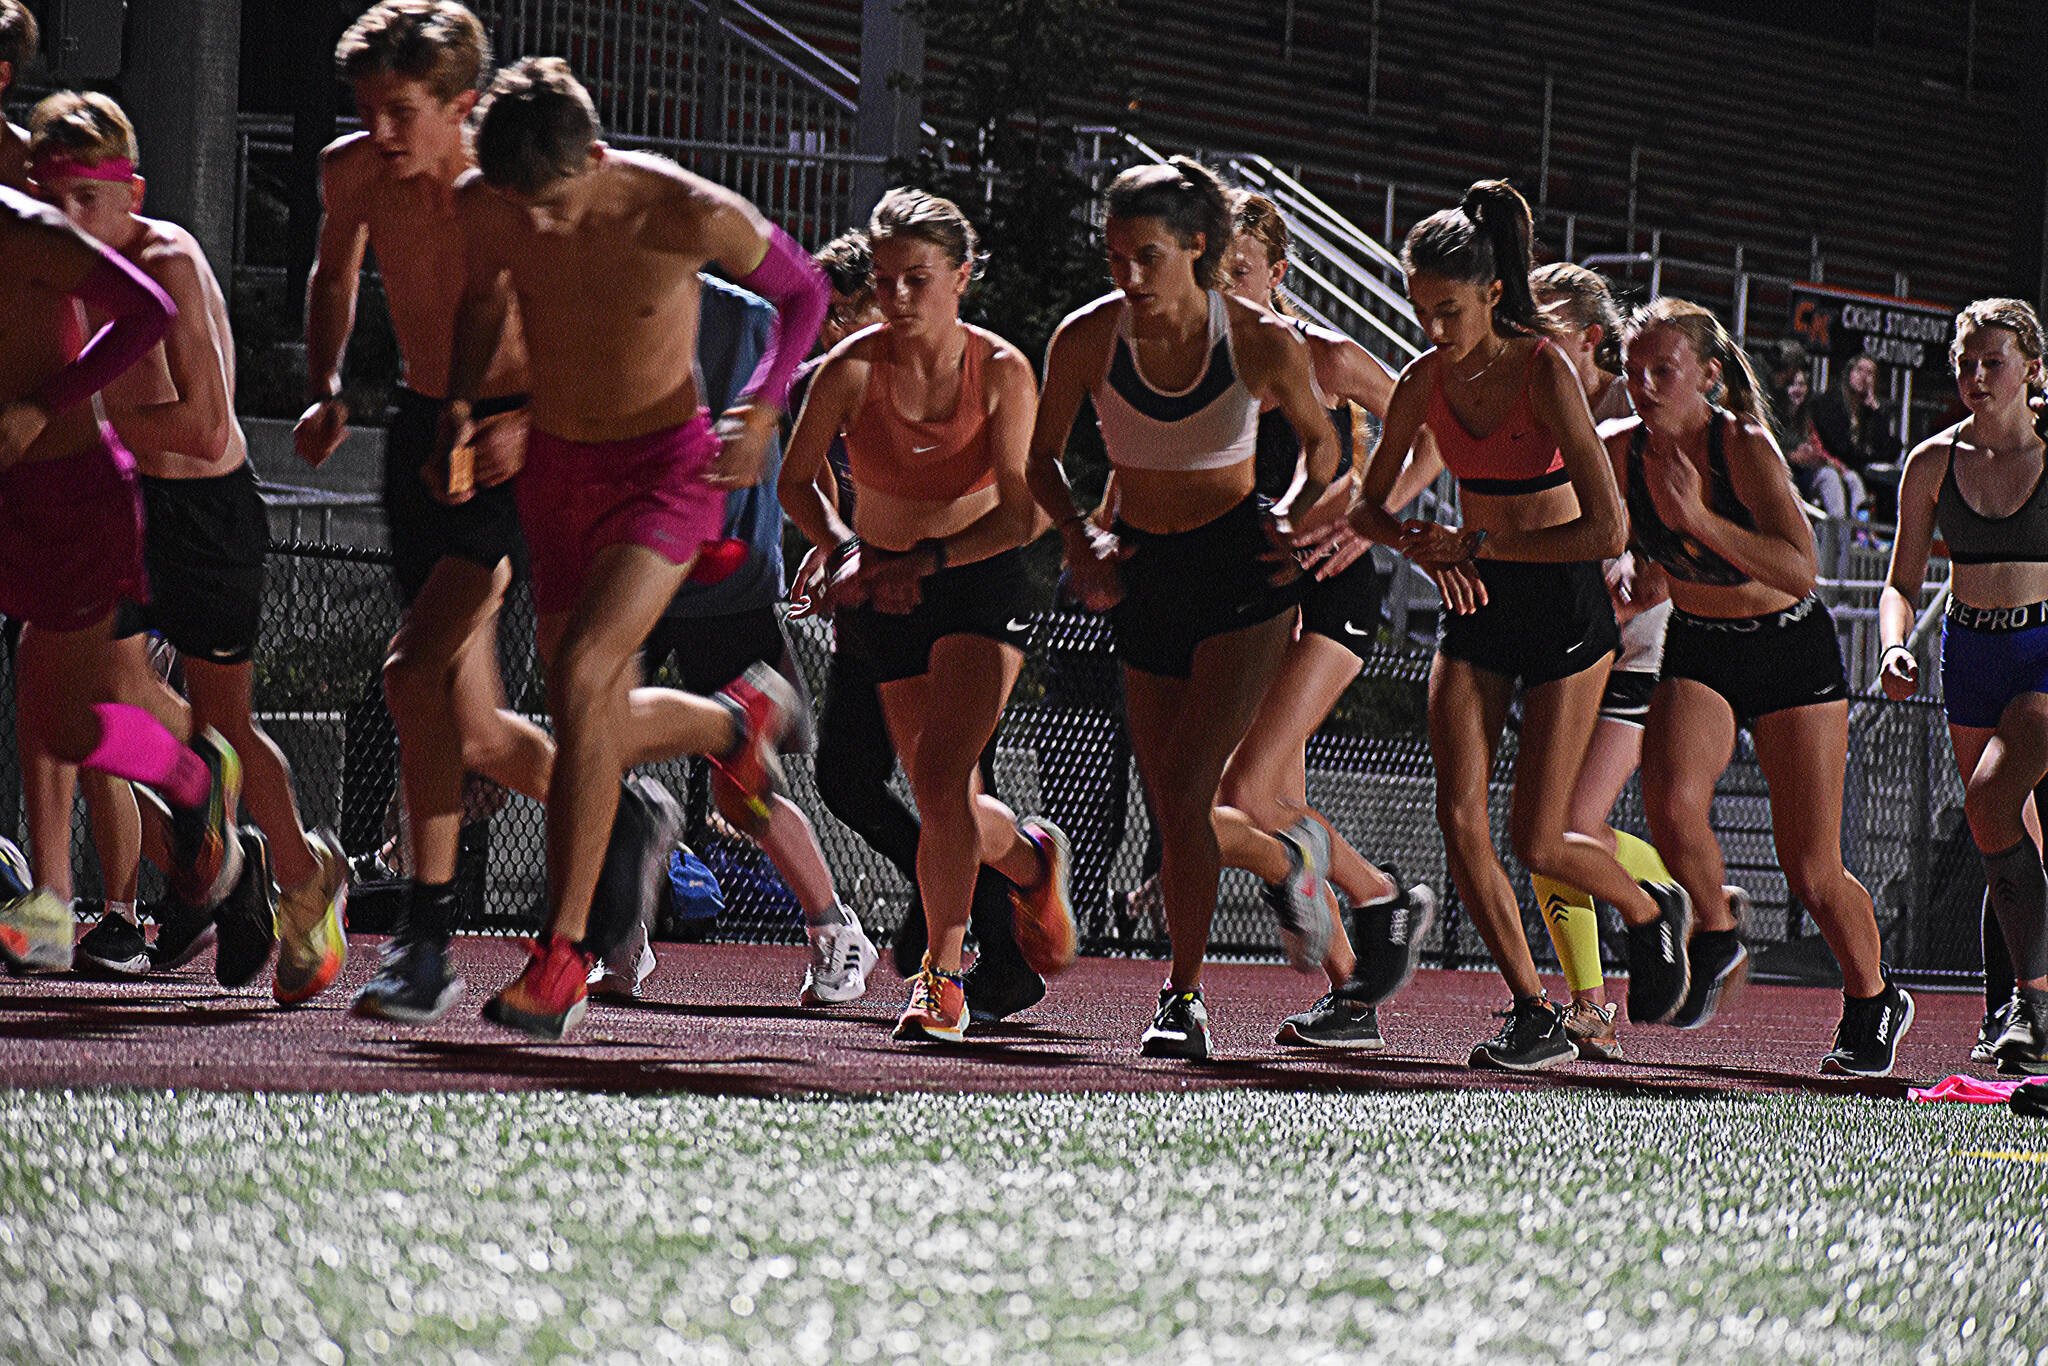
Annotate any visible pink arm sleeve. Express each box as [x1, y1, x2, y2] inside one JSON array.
[[734, 224, 829, 414], [32, 247, 176, 416]]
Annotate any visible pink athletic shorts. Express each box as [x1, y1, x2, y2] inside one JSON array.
[[0, 431, 146, 632], [517, 410, 726, 616]]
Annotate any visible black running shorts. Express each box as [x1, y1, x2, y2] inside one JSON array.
[[1659, 595, 1847, 730], [643, 604, 815, 753], [1110, 494, 1300, 679], [1436, 558, 1618, 687], [114, 463, 269, 666], [834, 547, 1036, 684], [384, 386, 528, 608], [1299, 551, 1385, 661]]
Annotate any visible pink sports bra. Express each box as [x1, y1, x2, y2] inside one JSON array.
[[841, 326, 998, 503], [1427, 337, 1569, 495]]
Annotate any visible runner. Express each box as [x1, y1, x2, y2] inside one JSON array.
[[24, 92, 352, 997], [1344, 180, 1690, 1072], [1617, 296, 1908, 1076], [0, 180, 243, 974], [609, 270, 878, 1007], [0, 1, 31, 189], [1881, 297, 2048, 1072], [1025, 157, 1342, 1060], [440, 57, 827, 1038], [301, 2, 563, 1023], [781, 187, 1071, 1044], [1213, 190, 1442, 1049]]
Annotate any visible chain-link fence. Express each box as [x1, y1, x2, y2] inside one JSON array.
[[0, 540, 1983, 989]]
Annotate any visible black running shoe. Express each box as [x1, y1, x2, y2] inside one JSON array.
[[964, 955, 1047, 1023], [148, 894, 218, 971], [1140, 986, 1210, 1060], [1994, 987, 2048, 1076], [1275, 991, 1384, 1050], [2011, 1081, 2048, 1117], [1345, 873, 1439, 1006], [75, 910, 151, 977], [1470, 996, 1578, 1071], [1975, 998, 2015, 1065], [584, 776, 684, 960], [1625, 881, 1692, 1025], [352, 935, 465, 1024], [1669, 928, 1747, 1029], [1820, 980, 1915, 1077], [213, 826, 278, 989]]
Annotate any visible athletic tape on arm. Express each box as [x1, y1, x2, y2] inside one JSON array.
[[733, 224, 828, 414]]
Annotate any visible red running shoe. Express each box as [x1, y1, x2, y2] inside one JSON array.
[[893, 954, 969, 1043], [481, 934, 595, 1040], [1010, 817, 1077, 976], [709, 663, 796, 839]]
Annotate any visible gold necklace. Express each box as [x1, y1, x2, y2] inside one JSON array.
[[1452, 339, 1508, 384]]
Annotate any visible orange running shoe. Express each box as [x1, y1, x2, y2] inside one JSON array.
[[482, 934, 595, 1040], [708, 663, 796, 839], [1010, 817, 1077, 976], [892, 954, 969, 1043]]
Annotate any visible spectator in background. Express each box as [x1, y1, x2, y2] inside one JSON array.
[[1810, 354, 1899, 518], [1771, 352, 1866, 521]]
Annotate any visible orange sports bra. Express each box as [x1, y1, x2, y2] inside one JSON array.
[[1427, 337, 1569, 496], [841, 326, 998, 503]]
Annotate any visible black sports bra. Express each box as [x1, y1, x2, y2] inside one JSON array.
[[1626, 412, 1756, 587], [1934, 433, 2048, 564], [1253, 405, 1356, 499]]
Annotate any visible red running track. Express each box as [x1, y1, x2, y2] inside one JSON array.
[[0, 939, 1985, 1100]]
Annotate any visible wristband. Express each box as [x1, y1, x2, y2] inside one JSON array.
[[1882, 643, 1913, 665], [826, 536, 860, 574]]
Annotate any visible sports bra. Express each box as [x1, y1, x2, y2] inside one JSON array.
[[1093, 291, 1260, 472], [1252, 318, 1356, 498], [1934, 432, 2048, 565], [1625, 411, 1756, 587], [841, 325, 997, 503], [1427, 337, 1569, 496]]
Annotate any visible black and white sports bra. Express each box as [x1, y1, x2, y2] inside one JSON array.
[[1093, 291, 1260, 473]]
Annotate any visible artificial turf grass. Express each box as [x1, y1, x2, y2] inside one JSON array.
[[0, 1087, 2040, 1365]]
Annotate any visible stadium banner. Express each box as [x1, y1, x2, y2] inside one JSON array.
[[1788, 282, 1952, 376]]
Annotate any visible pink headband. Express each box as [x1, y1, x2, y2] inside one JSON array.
[[31, 156, 136, 183]]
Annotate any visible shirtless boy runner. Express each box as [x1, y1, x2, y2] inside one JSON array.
[[0, 1, 33, 190], [0, 180, 242, 972], [441, 57, 828, 1038], [28, 92, 349, 997]]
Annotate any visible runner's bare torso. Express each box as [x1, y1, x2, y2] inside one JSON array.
[[0, 185, 108, 467]]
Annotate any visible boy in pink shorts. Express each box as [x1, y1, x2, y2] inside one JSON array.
[[0, 181, 243, 971], [438, 58, 828, 1038]]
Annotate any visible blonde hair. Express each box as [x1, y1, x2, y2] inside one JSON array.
[[1952, 297, 2046, 394], [28, 91, 139, 168], [1622, 296, 1768, 427]]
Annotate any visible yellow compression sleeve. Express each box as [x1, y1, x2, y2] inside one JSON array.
[[1611, 828, 1673, 887], [1533, 873, 1605, 995]]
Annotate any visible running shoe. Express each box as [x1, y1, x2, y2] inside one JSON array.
[[1470, 996, 1578, 1072], [1010, 817, 1077, 976], [212, 827, 277, 988], [1345, 872, 1439, 1005], [0, 889, 74, 973], [2011, 1081, 2048, 1118], [482, 934, 595, 1040], [353, 934, 466, 1023], [964, 954, 1047, 1022], [1820, 980, 1915, 1077], [1139, 985, 1210, 1061], [708, 663, 797, 840], [1669, 928, 1747, 1029], [1994, 987, 2048, 1075], [75, 910, 150, 978], [1624, 880, 1692, 1025], [0, 837, 29, 900], [166, 728, 245, 911], [588, 931, 657, 1003], [1561, 999, 1625, 1062], [1263, 817, 1332, 974], [1275, 990, 1384, 1050], [273, 830, 349, 1005], [587, 776, 683, 962], [892, 955, 969, 1043], [1975, 998, 2016, 1065], [799, 912, 879, 1005]]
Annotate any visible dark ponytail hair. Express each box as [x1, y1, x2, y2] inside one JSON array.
[[1622, 296, 1770, 429], [1105, 156, 1232, 289], [1401, 179, 1546, 336]]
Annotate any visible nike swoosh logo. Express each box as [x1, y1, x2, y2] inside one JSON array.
[[1006, 618, 1032, 632], [912, 444, 939, 454], [1341, 621, 1372, 637]]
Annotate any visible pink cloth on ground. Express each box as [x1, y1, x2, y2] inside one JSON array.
[[516, 410, 726, 616], [1909, 1074, 2033, 1104], [0, 431, 146, 631]]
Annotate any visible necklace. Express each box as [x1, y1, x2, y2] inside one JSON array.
[[1452, 339, 1508, 384]]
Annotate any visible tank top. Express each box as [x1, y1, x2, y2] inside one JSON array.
[[841, 325, 997, 502], [1093, 291, 1260, 472], [1625, 411, 1756, 587], [1427, 337, 1569, 495], [1252, 317, 1356, 498], [1933, 432, 2048, 565]]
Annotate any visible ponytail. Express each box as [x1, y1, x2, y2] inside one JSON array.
[[1402, 179, 1550, 338], [1106, 156, 1233, 288]]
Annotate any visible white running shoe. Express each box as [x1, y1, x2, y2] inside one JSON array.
[[1265, 817, 1333, 974], [588, 923, 657, 1002], [801, 911, 879, 1005]]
